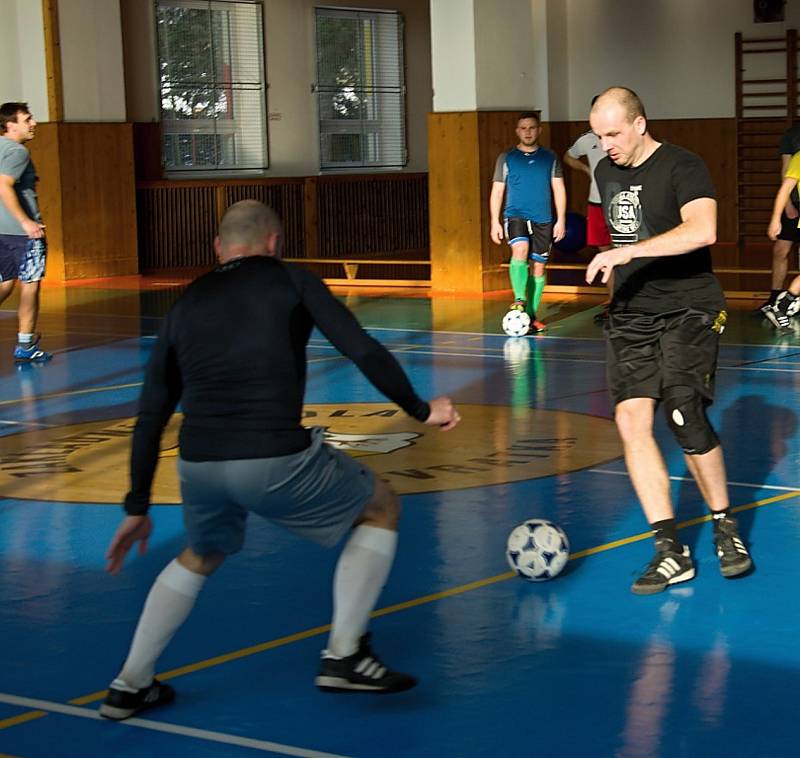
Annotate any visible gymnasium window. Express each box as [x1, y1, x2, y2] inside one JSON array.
[[315, 7, 407, 171], [157, 0, 268, 174]]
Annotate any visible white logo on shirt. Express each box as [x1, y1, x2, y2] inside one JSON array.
[[609, 185, 642, 235]]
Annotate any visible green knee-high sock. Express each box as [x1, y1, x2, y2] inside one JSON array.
[[509, 259, 529, 302], [529, 274, 546, 315]]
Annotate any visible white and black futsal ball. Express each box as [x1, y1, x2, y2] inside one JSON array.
[[501, 309, 531, 337], [506, 519, 570, 581]]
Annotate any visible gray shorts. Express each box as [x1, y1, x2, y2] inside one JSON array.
[[178, 427, 376, 555]]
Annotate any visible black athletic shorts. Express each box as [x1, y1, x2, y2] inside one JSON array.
[[777, 210, 800, 242], [605, 307, 726, 406], [504, 217, 553, 262]]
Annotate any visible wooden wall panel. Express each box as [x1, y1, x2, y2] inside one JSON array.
[[58, 124, 138, 278], [137, 185, 218, 269], [429, 110, 537, 293], [317, 174, 428, 258], [29, 123, 137, 280], [132, 122, 163, 182], [136, 175, 429, 277], [428, 112, 483, 291], [27, 123, 65, 280], [477, 111, 532, 290]]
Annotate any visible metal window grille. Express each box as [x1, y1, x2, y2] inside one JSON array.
[[157, 0, 268, 173], [315, 7, 407, 170]]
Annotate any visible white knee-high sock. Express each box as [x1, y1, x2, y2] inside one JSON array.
[[115, 559, 206, 690], [327, 525, 398, 658]]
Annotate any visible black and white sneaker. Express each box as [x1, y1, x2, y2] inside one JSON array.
[[765, 291, 797, 330], [713, 515, 753, 578], [315, 634, 417, 694], [99, 678, 175, 720], [757, 299, 774, 316], [631, 538, 695, 595]]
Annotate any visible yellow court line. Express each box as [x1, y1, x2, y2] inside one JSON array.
[[1, 489, 798, 729], [0, 381, 143, 408]]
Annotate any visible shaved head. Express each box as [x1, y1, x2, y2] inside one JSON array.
[[591, 87, 647, 124], [590, 86, 654, 167], [217, 200, 282, 260]]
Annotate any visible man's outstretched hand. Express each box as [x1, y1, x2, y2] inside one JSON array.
[[105, 515, 153, 575], [425, 396, 461, 431]]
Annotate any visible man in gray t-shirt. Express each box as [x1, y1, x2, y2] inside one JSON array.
[[0, 102, 51, 362]]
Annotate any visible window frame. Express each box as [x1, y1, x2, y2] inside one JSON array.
[[154, 0, 270, 176], [314, 6, 408, 172]]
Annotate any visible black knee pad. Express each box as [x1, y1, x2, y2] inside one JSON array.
[[662, 385, 719, 455]]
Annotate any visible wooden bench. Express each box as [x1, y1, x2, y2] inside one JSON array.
[[283, 258, 431, 287]]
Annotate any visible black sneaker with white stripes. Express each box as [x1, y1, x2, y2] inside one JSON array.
[[713, 514, 753, 577], [631, 538, 695, 595], [99, 678, 175, 720], [765, 291, 797, 330], [315, 633, 417, 694]]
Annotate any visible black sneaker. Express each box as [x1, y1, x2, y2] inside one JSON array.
[[99, 678, 175, 720], [631, 538, 695, 595], [713, 515, 753, 577], [315, 633, 417, 694], [758, 300, 774, 316], [764, 291, 797, 330]]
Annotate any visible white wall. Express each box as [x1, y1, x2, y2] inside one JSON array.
[[474, 0, 540, 110], [431, 0, 550, 114], [431, 0, 477, 111], [544, 0, 568, 121], [0, 0, 49, 121], [560, 0, 800, 121], [122, 0, 432, 175], [59, 0, 127, 121]]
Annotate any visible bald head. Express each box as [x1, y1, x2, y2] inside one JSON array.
[[216, 200, 282, 261], [591, 87, 647, 124], [590, 86, 654, 167]]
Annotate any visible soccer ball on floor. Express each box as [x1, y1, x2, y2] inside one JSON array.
[[501, 309, 531, 337], [506, 519, 570, 581]]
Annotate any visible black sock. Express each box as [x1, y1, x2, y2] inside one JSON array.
[[770, 289, 781, 304], [651, 518, 680, 546]]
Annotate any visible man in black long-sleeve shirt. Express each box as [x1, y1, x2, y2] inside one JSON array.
[[99, 201, 460, 720]]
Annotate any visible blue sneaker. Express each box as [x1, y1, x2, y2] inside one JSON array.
[[14, 335, 52, 363]]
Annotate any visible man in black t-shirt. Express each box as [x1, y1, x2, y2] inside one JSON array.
[[98, 201, 461, 720], [586, 87, 752, 595], [758, 124, 800, 314]]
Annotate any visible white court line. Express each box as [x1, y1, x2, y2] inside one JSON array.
[[0, 693, 351, 758], [0, 419, 59, 428], [588, 468, 800, 492], [364, 325, 800, 350], [17, 307, 800, 350], [308, 341, 800, 371]]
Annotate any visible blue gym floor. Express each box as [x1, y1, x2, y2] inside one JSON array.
[[0, 283, 798, 757]]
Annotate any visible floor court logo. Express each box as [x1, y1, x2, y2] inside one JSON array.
[[0, 404, 622, 503]]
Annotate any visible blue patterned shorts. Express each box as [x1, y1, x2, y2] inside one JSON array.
[[0, 235, 47, 283]]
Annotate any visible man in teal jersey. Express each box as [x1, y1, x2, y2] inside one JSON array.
[[490, 112, 566, 332]]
